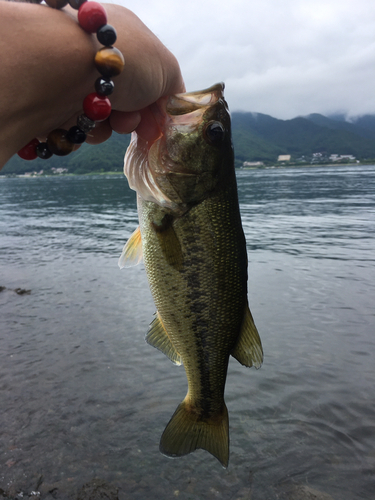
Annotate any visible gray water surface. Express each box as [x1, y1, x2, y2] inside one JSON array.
[[0, 166, 374, 499]]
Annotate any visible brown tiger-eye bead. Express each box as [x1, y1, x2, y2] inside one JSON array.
[[45, 0, 69, 9], [94, 47, 125, 78], [47, 129, 76, 156]]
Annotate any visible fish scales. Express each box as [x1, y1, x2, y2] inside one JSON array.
[[120, 83, 263, 467], [139, 181, 246, 409]]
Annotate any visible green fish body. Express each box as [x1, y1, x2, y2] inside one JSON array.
[[120, 84, 263, 467]]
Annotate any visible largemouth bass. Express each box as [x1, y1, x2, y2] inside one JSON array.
[[119, 83, 263, 467]]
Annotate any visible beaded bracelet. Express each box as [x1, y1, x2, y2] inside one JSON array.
[[17, 0, 125, 161]]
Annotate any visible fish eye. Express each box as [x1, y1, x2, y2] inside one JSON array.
[[203, 121, 225, 146]]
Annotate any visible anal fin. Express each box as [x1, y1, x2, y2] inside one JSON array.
[[146, 312, 182, 365], [231, 303, 263, 368]]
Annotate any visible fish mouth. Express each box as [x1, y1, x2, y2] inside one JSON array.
[[146, 83, 226, 138], [166, 83, 225, 116]]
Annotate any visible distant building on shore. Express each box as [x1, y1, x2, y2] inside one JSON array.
[[277, 155, 291, 162], [243, 161, 264, 167], [329, 154, 356, 162]]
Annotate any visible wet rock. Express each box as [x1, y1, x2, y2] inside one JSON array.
[[77, 479, 118, 500], [0, 286, 5, 292], [38, 481, 72, 500], [233, 486, 252, 499], [278, 483, 336, 500], [27, 492, 41, 500], [0, 486, 42, 500], [1, 484, 17, 499]]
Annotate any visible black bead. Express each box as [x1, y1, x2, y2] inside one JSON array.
[[36, 142, 53, 160], [45, 0, 69, 9], [67, 126, 87, 144], [68, 0, 86, 9], [95, 77, 115, 96], [96, 24, 117, 47]]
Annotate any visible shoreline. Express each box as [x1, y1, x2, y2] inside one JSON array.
[[2, 163, 374, 179], [241, 162, 367, 170], [0, 171, 125, 178]]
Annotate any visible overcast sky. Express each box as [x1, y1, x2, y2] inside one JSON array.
[[109, 0, 375, 119]]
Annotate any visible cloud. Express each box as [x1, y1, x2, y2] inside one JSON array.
[[110, 0, 375, 118]]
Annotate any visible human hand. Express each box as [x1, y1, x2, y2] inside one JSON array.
[[0, 2, 185, 167], [64, 3, 186, 145]]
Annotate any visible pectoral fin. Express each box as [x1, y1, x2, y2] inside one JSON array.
[[160, 226, 183, 269], [152, 215, 183, 269], [231, 304, 263, 368], [146, 312, 182, 365], [118, 226, 143, 269]]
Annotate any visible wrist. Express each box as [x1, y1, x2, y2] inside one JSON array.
[[16, 1, 124, 161]]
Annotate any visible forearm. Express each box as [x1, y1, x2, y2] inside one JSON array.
[[0, 1, 184, 168], [0, 2, 96, 165]]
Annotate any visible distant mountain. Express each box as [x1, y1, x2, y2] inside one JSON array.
[[232, 112, 375, 163], [327, 113, 375, 138], [2, 112, 375, 175]]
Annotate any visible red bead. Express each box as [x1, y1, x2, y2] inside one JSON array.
[[83, 93, 111, 121], [17, 138, 40, 160], [78, 2, 107, 33]]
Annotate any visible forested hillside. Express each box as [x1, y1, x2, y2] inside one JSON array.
[[231, 112, 375, 163], [2, 112, 375, 175], [1, 133, 131, 176]]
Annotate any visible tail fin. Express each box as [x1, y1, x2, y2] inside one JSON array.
[[159, 398, 229, 468]]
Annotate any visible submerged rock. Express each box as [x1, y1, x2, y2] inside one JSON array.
[[14, 288, 31, 295], [77, 479, 118, 500], [0, 286, 31, 295]]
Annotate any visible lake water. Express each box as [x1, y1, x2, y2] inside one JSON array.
[[0, 166, 374, 500]]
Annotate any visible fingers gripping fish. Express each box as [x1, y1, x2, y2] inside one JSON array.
[[119, 83, 263, 468]]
